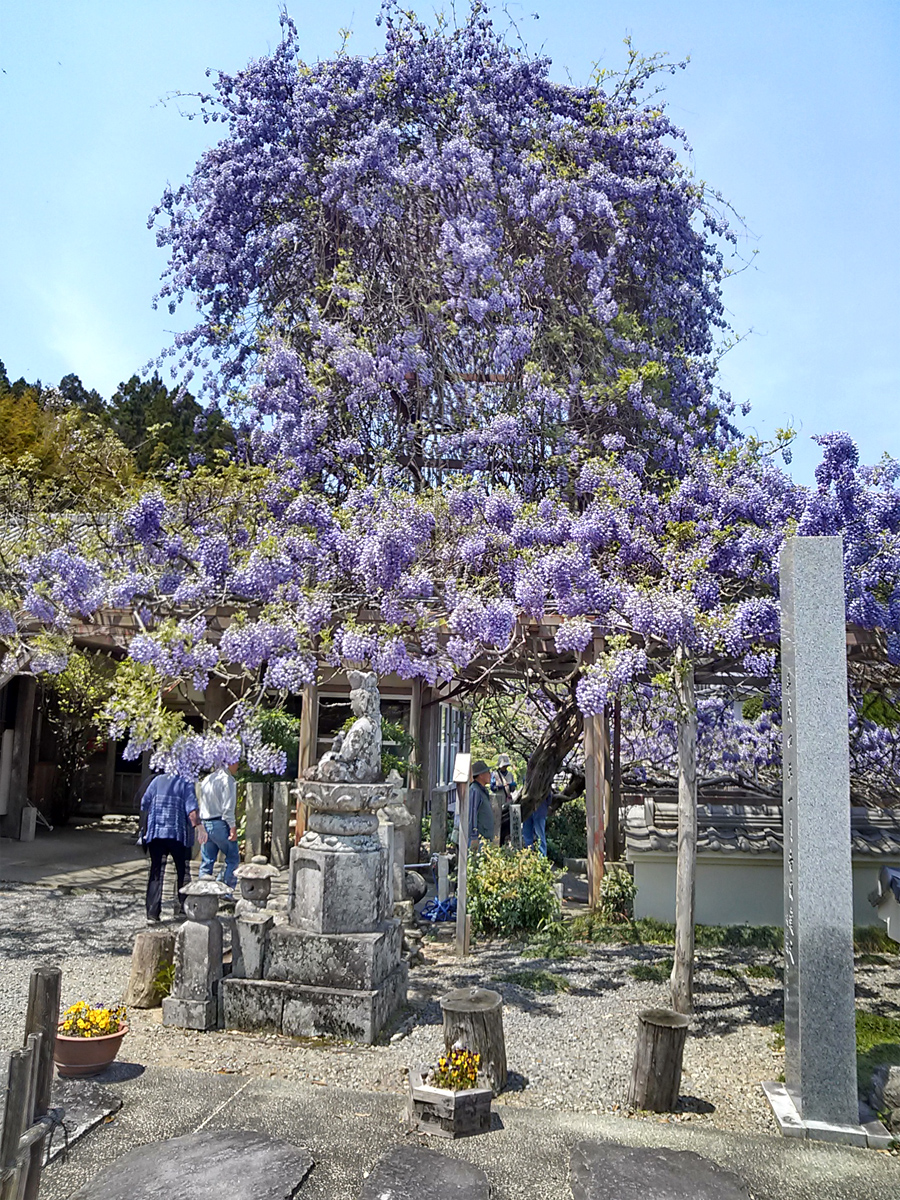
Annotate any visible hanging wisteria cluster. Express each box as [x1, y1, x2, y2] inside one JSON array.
[[3, 4, 900, 785]]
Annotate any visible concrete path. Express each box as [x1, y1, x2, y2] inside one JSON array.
[[0, 821, 148, 891], [36, 1064, 898, 1200]]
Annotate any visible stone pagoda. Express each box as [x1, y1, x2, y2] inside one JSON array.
[[221, 671, 408, 1042]]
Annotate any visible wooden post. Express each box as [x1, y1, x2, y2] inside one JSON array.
[[670, 647, 697, 1015], [583, 638, 608, 908], [608, 697, 622, 862], [244, 782, 267, 861], [270, 781, 291, 870], [0, 676, 35, 839], [508, 803, 523, 851], [626, 1007, 690, 1112], [294, 677, 319, 844], [1, 1046, 34, 1200], [408, 678, 422, 789], [490, 793, 501, 845], [583, 715, 607, 909], [436, 854, 450, 902], [430, 788, 448, 855], [123, 930, 176, 1008], [103, 738, 117, 814], [22, 965, 60, 1200], [455, 780, 470, 957], [440, 986, 507, 1096]]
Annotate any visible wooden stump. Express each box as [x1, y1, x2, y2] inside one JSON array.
[[440, 987, 507, 1096], [123, 930, 176, 1008], [626, 1007, 690, 1112]]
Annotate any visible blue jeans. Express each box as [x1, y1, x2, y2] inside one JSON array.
[[523, 799, 549, 856], [199, 818, 240, 887]]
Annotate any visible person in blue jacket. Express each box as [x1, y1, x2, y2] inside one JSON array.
[[522, 792, 551, 856]]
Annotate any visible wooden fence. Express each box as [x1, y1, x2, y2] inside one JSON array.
[[1, 966, 62, 1200]]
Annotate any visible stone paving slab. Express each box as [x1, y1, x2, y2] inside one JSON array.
[[360, 1145, 490, 1199], [570, 1140, 751, 1200], [68, 1129, 313, 1200], [34, 1066, 900, 1200]]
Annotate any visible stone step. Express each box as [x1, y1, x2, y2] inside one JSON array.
[[68, 1129, 313, 1200], [359, 1144, 490, 1199], [570, 1140, 752, 1200]]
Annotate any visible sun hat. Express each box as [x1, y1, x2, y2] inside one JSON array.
[[497, 754, 511, 767]]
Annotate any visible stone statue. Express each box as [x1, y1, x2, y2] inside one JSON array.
[[306, 669, 382, 783]]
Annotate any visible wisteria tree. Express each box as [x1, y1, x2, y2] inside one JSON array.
[[4, 5, 900, 1017], [101, 1, 742, 763]]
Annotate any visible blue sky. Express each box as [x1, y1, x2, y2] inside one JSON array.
[[1, 0, 897, 482]]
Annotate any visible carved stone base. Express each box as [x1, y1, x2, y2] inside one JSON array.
[[263, 921, 402, 990], [288, 838, 388, 933], [161, 996, 218, 1031], [222, 963, 408, 1043]]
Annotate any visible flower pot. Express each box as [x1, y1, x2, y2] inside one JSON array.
[[54, 1024, 128, 1078], [406, 1066, 492, 1138]]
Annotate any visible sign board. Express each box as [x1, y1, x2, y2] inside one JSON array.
[[452, 752, 471, 783]]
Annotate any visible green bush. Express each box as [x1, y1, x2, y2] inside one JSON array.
[[598, 863, 637, 923], [468, 844, 559, 937], [546, 796, 587, 865]]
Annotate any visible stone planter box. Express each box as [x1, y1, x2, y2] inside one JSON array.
[[406, 1066, 492, 1138]]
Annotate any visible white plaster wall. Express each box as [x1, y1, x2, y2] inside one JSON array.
[[630, 852, 900, 927]]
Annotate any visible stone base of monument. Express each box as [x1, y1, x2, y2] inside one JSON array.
[[762, 1081, 893, 1148], [222, 962, 408, 1042], [161, 996, 218, 1031], [264, 921, 403, 986]]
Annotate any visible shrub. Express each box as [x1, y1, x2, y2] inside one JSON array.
[[467, 844, 559, 937], [598, 863, 637, 923], [546, 796, 587, 865]]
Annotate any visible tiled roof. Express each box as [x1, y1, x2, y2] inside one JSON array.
[[626, 799, 900, 857]]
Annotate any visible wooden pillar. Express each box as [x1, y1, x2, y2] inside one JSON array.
[[0, 676, 36, 840], [103, 738, 117, 814], [608, 697, 622, 862], [408, 678, 422, 789], [270, 780, 291, 869], [244, 782, 267, 861], [583, 638, 608, 907], [430, 788, 448, 855], [22, 965, 61, 1200], [294, 675, 319, 845]]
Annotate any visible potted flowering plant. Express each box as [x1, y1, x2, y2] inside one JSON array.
[[407, 1045, 492, 1138], [54, 1002, 128, 1077]]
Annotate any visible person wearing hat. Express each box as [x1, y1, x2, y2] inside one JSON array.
[[491, 754, 517, 803], [453, 760, 495, 847], [491, 753, 517, 844]]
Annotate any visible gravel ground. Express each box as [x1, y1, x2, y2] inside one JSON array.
[[2, 882, 899, 1139]]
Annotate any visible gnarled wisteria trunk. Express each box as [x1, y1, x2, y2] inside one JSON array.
[[520, 692, 583, 819]]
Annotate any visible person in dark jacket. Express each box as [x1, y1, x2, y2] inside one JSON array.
[[140, 772, 207, 923], [466, 760, 495, 846]]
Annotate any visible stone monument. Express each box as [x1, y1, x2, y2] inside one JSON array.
[[162, 880, 229, 1031], [222, 671, 407, 1042], [763, 536, 890, 1147]]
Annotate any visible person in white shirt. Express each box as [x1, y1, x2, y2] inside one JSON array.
[[197, 763, 240, 888]]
